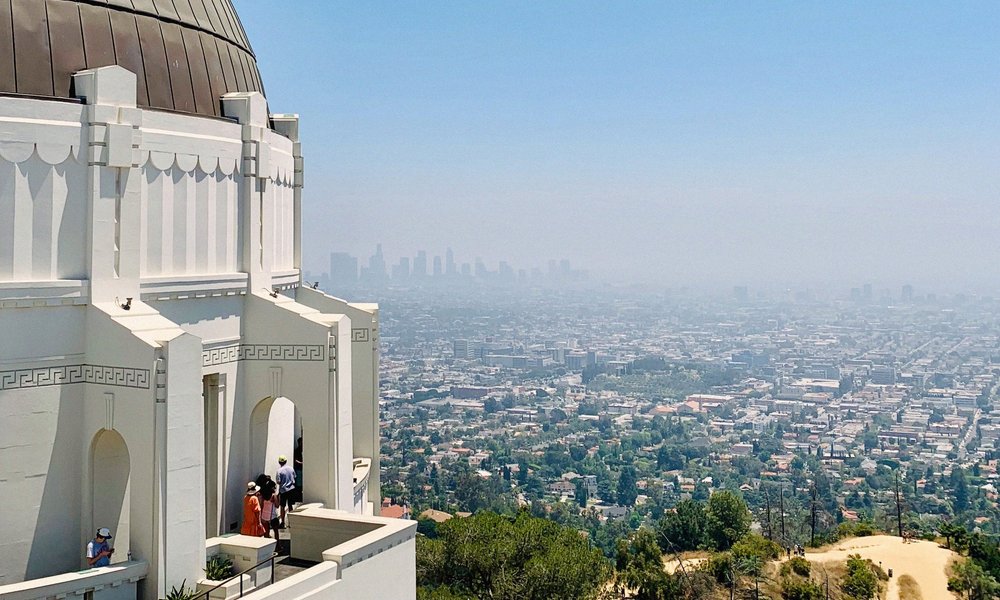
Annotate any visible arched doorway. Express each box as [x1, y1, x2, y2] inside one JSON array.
[[249, 396, 301, 482], [90, 429, 130, 561]]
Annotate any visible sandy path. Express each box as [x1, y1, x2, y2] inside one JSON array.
[[662, 556, 706, 574], [803, 535, 955, 600]]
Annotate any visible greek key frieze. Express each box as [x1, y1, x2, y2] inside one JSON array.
[[202, 343, 241, 367], [351, 328, 370, 342], [0, 364, 150, 390], [202, 344, 325, 366]]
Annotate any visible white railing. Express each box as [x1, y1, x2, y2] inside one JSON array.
[[240, 506, 416, 600], [0, 560, 147, 600], [352, 458, 371, 510]]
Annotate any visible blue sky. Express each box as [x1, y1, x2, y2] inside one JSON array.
[[236, 1, 1000, 289]]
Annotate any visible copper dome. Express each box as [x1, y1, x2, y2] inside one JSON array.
[[0, 0, 264, 118]]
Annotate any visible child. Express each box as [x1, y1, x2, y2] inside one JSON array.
[[260, 479, 280, 540]]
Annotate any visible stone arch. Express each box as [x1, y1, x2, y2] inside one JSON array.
[[249, 396, 300, 482], [90, 429, 130, 560]]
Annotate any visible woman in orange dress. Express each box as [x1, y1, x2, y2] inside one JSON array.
[[240, 482, 266, 536]]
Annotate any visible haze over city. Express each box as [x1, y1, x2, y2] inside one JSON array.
[[237, 1, 1000, 290], [7, 2, 1000, 599]]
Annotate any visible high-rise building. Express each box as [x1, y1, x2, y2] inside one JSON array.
[[330, 252, 359, 289], [498, 261, 514, 281], [453, 339, 473, 359], [413, 250, 427, 279], [445, 248, 457, 276], [871, 365, 897, 386], [432, 256, 443, 277], [902, 284, 914, 302], [0, 4, 414, 599], [392, 257, 411, 281], [362, 243, 388, 284]]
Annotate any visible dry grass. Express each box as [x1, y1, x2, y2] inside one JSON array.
[[897, 574, 922, 600], [661, 550, 710, 574]]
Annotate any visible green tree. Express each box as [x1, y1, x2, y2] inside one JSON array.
[[575, 479, 589, 507], [618, 466, 639, 506], [614, 529, 683, 600], [657, 499, 707, 552], [949, 559, 1000, 600], [416, 511, 610, 600], [705, 490, 751, 550], [862, 431, 878, 453], [953, 467, 971, 513], [841, 554, 878, 600], [941, 522, 968, 551]]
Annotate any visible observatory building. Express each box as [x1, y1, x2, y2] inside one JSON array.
[[0, 1, 415, 599]]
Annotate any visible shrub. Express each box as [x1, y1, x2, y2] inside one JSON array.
[[836, 521, 867, 538], [731, 534, 781, 562], [782, 578, 824, 600], [701, 552, 736, 585], [204, 554, 233, 581], [779, 556, 811, 578], [841, 554, 879, 599]]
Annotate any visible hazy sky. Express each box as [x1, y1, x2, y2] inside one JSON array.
[[235, 1, 1000, 289]]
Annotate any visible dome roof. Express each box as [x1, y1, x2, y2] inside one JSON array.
[[0, 0, 264, 118]]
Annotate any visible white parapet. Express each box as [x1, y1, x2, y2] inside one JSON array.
[[240, 507, 416, 600], [0, 561, 147, 600]]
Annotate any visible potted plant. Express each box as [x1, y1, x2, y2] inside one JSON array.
[[164, 580, 196, 600], [196, 554, 252, 600]]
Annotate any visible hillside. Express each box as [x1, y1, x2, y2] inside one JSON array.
[[800, 535, 958, 600]]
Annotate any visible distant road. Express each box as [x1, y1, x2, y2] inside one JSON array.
[[900, 337, 937, 370]]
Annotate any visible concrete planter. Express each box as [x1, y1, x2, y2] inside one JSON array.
[[196, 574, 253, 600]]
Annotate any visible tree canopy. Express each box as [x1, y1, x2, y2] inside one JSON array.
[[417, 511, 610, 600]]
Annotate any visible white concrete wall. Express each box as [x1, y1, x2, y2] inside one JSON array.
[[140, 166, 240, 277], [0, 305, 86, 360], [334, 539, 416, 600], [0, 383, 86, 584], [0, 305, 88, 583], [0, 155, 87, 281], [0, 560, 148, 600], [245, 508, 417, 600], [162, 332, 208, 591], [295, 289, 381, 513], [0, 86, 297, 288], [0, 98, 87, 283], [269, 180, 295, 273], [241, 294, 354, 511], [82, 303, 175, 598]]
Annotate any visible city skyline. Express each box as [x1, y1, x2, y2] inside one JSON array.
[[238, 1, 1000, 289], [315, 245, 587, 288]]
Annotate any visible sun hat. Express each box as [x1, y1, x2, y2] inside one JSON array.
[[246, 482, 260, 495], [96, 527, 113, 538]]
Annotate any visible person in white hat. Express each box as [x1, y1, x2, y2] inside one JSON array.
[[86, 528, 114, 567], [240, 482, 265, 536]]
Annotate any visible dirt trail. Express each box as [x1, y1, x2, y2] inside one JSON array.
[[802, 535, 955, 600]]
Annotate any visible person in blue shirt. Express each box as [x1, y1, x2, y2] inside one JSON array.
[[276, 455, 296, 528], [86, 528, 114, 567]]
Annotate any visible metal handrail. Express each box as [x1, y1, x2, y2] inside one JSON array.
[[191, 551, 278, 600]]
